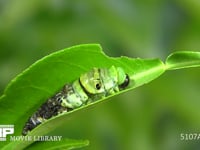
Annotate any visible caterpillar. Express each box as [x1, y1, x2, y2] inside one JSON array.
[[22, 66, 130, 136]]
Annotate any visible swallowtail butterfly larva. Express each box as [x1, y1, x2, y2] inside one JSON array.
[[22, 66, 130, 135]]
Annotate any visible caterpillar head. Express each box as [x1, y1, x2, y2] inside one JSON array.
[[79, 66, 129, 94]]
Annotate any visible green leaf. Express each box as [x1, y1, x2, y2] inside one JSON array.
[[2, 139, 89, 150], [26, 139, 89, 150], [0, 44, 165, 149], [0, 44, 200, 149], [165, 51, 200, 70]]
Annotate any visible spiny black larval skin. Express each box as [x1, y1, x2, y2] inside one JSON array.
[[22, 87, 70, 136]]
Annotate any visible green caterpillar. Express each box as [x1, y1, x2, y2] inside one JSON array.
[[22, 66, 130, 135]]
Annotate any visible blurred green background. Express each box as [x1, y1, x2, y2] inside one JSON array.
[[1, 0, 200, 150]]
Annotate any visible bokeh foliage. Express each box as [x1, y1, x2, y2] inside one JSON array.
[[0, 0, 200, 150]]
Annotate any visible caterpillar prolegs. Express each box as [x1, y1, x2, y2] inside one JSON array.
[[22, 66, 130, 135]]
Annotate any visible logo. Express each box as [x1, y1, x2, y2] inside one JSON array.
[[0, 125, 14, 141]]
